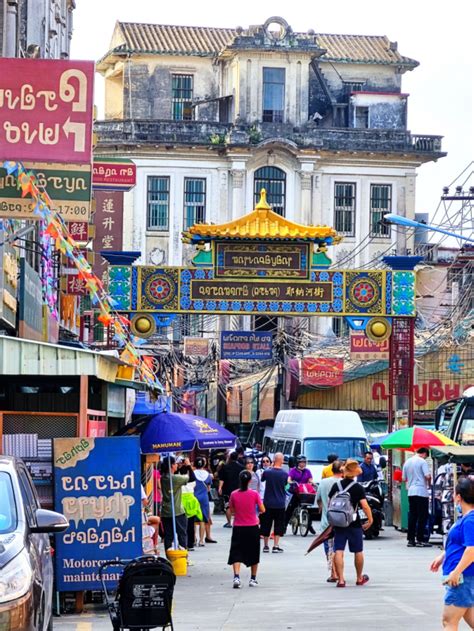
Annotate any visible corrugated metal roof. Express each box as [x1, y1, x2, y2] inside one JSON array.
[[0, 336, 120, 382], [113, 22, 418, 66]]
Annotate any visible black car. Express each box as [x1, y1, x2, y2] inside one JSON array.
[[0, 455, 69, 630]]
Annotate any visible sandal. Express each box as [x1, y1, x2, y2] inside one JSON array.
[[356, 574, 369, 586], [336, 581, 346, 588], [326, 577, 338, 583]]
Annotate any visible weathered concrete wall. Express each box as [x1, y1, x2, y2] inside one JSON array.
[[108, 55, 219, 121]]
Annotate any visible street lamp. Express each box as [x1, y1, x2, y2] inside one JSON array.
[[384, 213, 474, 244]]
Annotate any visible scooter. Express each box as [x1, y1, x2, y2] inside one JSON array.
[[361, 479, 384, 539]]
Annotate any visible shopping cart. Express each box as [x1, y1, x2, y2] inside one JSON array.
[[99, 556, 176, 630]]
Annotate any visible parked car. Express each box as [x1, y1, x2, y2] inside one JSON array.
[[0, 455, 69, 630]]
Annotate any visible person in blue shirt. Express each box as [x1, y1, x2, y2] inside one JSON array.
[[430, 476, 474, 630], [359, 451, 378, 483]]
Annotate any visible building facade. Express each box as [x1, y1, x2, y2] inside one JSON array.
[[95, 16, 445, 343], [1, 0, 75, 59]]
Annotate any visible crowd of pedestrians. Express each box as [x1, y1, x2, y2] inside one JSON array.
[[141, 446, 473, 625]]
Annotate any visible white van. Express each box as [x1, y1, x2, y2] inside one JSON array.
[[268, 409, 369, 482]]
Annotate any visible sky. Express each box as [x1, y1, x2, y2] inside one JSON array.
[[71, 0, 474, 223]]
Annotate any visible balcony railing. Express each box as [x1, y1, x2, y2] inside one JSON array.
[[95, 119, 444, 155]]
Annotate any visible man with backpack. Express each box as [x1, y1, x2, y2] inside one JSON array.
[[327, 460, 373, 588]]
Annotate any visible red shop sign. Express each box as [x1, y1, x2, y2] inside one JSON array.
[[0, 59, 94, 163], [301, 357, 344, 387], [93, 159, 136, 191]]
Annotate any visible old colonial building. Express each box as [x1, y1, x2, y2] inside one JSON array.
[[95, 16, 445, 336], [1, 0, 75, 59]]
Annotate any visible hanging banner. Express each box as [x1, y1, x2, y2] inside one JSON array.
[[54, 436, 142, 592], [0, 236, 18, 329], [93, 159, 136, 191], [0, 59, 94, 163], [92, 191, 124, 286], [301, 357, 344, 387], [184, 337, 209, 357], [18, 259, 43, 341], [221, 331, 273, 360], [0, 163, 92, 220], [350, 330, 389, 360]]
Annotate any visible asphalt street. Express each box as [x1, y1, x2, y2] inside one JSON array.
[[54, 515, 466, 631]]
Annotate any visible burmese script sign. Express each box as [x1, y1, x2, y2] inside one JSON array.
[[0, 163, 92, 219], [221, 331, 273, 360], [301, 357, 344, 387], [93, 159, 136, 191], [109, 266, 416, 318], [190, 279, 332, 302], [54, 437, 142, 591], [215, 242, 309, 279], [350, 330, 389, 360], [0, 59, 94, 163]]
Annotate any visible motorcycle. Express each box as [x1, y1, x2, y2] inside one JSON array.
[[360, 479, 384, 539]]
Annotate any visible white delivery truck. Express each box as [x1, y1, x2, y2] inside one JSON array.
[[269, 409, 369, 482]]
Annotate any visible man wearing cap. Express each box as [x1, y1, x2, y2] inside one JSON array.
[[328, 460, 373, 587]]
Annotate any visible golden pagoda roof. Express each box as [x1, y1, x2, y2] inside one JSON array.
[[186, 190, 342, 243]]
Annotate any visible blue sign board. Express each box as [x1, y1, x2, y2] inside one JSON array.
[[221, 330, 273, 360], [54, 436, 142, 591]]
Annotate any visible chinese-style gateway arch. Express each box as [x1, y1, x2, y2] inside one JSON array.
[[107, 190, 419, 430]]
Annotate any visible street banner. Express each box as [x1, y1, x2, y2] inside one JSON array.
[[350, 330, 389, 360], [93, 159, 136, 190], [301, 357, 344, 387], [18, 259, 43, 341], [92, 191, 124, 286], [0, 162, 92, 220], [54, 436, 142, 591], [184, 337, 209, 357], [221, 331, 273, 360], [0, 59, 94, 163], [0, 236, 18, 329]]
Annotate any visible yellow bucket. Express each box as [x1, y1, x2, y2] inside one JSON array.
[[166, 549, 188, 576]]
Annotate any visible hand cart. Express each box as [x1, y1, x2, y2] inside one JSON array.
[[99, 556, 176, 630]]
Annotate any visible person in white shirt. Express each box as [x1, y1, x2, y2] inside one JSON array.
[[402, 447, 432, 547]]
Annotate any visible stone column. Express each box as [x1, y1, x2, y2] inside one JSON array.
[[299, 171, 313, 225], [230, 168, 246, 219], [3, 1, 18, 57]]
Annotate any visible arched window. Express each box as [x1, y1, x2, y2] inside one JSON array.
[[254, 166, 286, 216]]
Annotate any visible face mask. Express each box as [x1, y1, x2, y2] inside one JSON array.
[[456, 503, 463, 517]]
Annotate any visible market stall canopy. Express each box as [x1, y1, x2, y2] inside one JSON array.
[[140, 412, 237, 453], [431, 445, 474, 463], [380, 427, 458, 451]]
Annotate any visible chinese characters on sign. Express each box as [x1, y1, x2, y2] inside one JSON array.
[[350, 330, 389, 360], [0, 59, 94, 163], [221, 331, 273, 360], [190, 280, 332, 302], [92, 191, 124, 287], [54, 437, 142, 591], [67, 221, 89, 242], [301, 357, 344, 387]]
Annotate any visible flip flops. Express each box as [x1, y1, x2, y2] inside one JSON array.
[[336, 581, 346, 588], [356, 574, 370, 586]]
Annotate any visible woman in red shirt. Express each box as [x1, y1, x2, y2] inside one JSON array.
[[228, 470, 265, 588]]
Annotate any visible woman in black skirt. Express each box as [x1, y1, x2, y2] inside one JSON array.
[[228, 469, 265, 588]]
